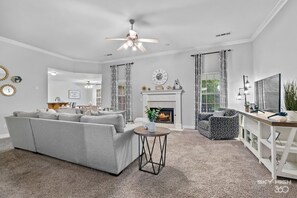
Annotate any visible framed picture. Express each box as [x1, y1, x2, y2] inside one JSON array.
[[68, 90, 80, 99], [267, 131, 280, 143]]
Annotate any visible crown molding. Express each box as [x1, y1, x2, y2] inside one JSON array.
[[251, 0, 288, 41], [0, 36, 74, 61], [100, 38, 253, 64], [0, 0, 287, 64]]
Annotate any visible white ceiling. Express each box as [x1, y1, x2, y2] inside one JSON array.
[[48, 68, 102, 84], [0, 0, 282, 62]]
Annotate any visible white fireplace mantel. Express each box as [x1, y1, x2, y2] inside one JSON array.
[[141, 90, 183, 130]]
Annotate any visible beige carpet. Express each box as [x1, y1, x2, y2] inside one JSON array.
[[0, 130, 296, 198]]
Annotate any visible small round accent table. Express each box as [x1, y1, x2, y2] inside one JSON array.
[[134, 126, 170, 175]]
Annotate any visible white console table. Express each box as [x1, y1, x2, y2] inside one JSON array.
[[239, 111, 297, 179]]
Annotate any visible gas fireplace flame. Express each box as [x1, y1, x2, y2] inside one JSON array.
[[159, 113, 169, 119]]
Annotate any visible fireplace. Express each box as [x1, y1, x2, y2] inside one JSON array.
[[150, 108, 174, 124]]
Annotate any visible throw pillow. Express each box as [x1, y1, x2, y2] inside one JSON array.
[[56, 108, 77, 114], [13, 111, 39, 118], [59, 113, 82, 122], [213, 111, 225, 117], [80, 114, 125, 133], [99, 110, 126, 124], [91, 110, 100, 116], [47, 109, 57, 113], [36, 108, 48, 113], [38, 112, 58, 120]]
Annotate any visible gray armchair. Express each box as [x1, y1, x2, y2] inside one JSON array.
[[197, 108, 239, 140]]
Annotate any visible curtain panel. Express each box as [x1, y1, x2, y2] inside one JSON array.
[[125, 63, 132, 122], [219, 50, 228, 108], [194, 54, 203, 130], [110, 65, 118, 111]]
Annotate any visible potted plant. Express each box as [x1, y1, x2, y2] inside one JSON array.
[[145, 106, 161, 132], [284, 81, 297, 111]]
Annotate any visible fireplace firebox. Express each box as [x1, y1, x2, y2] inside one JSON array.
[[150, 108, 174, 124]]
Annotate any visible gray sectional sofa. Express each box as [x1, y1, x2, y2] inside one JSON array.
[[5, 112, 142, 175]]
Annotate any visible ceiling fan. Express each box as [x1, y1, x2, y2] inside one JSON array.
[[106, 19, 159, 52]]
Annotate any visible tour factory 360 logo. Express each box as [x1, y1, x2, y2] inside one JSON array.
[[257, 179, 291, 193]]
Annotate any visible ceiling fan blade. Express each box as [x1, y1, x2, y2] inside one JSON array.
[[137, 43, 147, 52], [138, 38, 159, 43], [105, 37, 127, 41], [117, 42, 127, 51]]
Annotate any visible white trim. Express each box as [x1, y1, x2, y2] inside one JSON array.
[[101, 38, 253, 64], [0, 0, 287, 65], [251, 0, 288, 40], [183, 125, 195, 130], [0, 36, 102, 64], [0, 133, 10, 139], [0, 35, 252, 65]]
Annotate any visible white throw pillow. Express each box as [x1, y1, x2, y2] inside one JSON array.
[[213, 111, 225, 117]]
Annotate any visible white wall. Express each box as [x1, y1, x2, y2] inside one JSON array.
[[48, 80, 93, 105], [253, 0, 297, 109], [0, 41, 101, 136], [102, 42, 253, 128]]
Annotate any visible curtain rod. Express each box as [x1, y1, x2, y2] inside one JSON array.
[[190, 49, 231, 57], [110, 62, 134, 67]]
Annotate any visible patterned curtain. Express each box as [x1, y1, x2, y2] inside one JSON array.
[[219, 50, 228, 108], [194, 54, 203, 130], [110, 65, 118, 111], [125, 63, 132, 122]]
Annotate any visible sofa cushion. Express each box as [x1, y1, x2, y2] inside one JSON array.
[[99, 111, 126, 123], [80, 114, 125, 133], [57, 108, 79, 114], [59, 113, 82, 122], [13, 111, 39, 118], [213, 111, 225, 117], [38, 112, 58, 120], [198, 120, 210, 130]]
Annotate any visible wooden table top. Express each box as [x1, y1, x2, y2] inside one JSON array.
[[134, 126, 171, 137], [239, 111, 297, 127]]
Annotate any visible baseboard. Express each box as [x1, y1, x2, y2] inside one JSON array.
[[183, 125, 195, 130], [0, 133, 10, 139]]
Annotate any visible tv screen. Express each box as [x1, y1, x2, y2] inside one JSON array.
[[255, 74, 281, 113]]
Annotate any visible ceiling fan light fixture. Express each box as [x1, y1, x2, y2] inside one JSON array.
[[132, 46, 137, 51], [123, 43, 128, 50], [127, 40, 133, 47], [84, 81, 93, 89]]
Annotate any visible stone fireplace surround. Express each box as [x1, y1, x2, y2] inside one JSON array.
[[141, 90, 183, 130]]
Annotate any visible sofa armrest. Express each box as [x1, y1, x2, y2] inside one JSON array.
[[198, 113, 213, 121]]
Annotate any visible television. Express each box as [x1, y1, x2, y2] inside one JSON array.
[[254, 73, 281, 113]]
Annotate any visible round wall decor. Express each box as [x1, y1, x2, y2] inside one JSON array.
[[152, 69, 168, 85], [0, 84, 16, 96], [0, 65, 9, 81]]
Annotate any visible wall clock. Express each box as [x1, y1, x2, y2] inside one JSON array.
[[152, 69, 168, 85]]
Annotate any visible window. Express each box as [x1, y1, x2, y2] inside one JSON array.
[[96, 88, 102, 109], [118, 83, 126, 111], [201, 73, 220, 112]]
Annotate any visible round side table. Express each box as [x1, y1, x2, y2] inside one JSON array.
[[134, 126, 170, 175]]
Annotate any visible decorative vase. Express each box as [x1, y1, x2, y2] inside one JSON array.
[[147, 122, 156, 132], [245, 105, 250, 112]]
